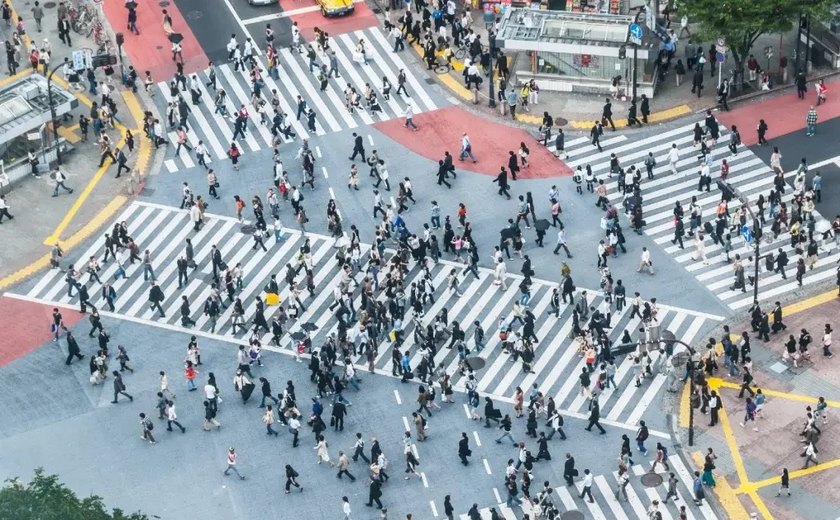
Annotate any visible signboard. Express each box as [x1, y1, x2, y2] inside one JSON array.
[[644, 3, 655, 31], [716, 51, 726, 63], [628, 23, 643, 46], [72, 49, 93, 71], [741, 225, 752, 243]]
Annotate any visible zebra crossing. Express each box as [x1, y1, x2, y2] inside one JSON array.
[[154, 27, 439, 173], [459, 455, 718, 520], [554, 121, 838, 311], [15, 201, 721, 428]]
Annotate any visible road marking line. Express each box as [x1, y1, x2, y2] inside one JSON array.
[[430, 500, 438, 517], [315, 145, 322, 158], [322, 166, 329, 179], [402, 416, 410, 431], [367, 134, 374, 146], [493, 487, 502, 504], [241, 0, 366, 24], [463, 403, 471, 419], [483, 458, 492, 475], [421, 472, 429, 488], [222, 0, 262, 55], [393, 389, 401, 404], [472, 431, 481, 447]]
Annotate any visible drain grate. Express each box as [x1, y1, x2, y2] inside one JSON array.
[[424, 77, 436, 85], [240, 225, 256, 235], [44, 1, 57, 8]]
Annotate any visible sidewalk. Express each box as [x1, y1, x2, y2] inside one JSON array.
[[390, 1, 833, 132], [0, 0, 154, 285], [677, 293, 840, 520]]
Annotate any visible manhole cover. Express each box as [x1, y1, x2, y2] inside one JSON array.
[[560, 512, 584, 520], [156, 45, 163, 50], [186, 10, 202, 20], [240, 225, 256, 234], [464, 357, 485, 370], [641, 472, 664, 487], [555, 116, 568, 126], [426, 76, 440, 84], [43, 1, 57, 7], [159, 0, 170, 6]]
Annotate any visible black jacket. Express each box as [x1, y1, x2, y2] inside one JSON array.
[[149, 286, 165, 302]]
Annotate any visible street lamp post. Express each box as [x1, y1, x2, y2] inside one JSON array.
[[46, 60, 69, 166], [718, 180, 761, 304], [488, 30, 496, 108]]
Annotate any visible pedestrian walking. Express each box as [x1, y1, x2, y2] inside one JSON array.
[[111, 371, 133, 403], [52, 167, 74, 197], [224, 447, 246, 479], [139, 413, 157, 445]]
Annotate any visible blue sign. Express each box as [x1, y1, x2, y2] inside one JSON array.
[[741, 225, 752, 243], [628, 23, 643, 45], [716, 51, 726, 63]]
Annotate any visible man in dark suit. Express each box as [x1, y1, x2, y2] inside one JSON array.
[[458, 432, 471, 465], [78, 283, 92, 313], [563, 453, 576, 486], [148, 281, 166, 318], [65, 331, 84, 365], [115, 148, 130, 178]]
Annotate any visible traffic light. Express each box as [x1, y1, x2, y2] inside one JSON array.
[[91, 54, 118, 68], [618, 45, 627, 60]]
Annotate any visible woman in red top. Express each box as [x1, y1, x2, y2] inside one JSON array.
[[228, 142, 241, 171], [457, 203, 467, 228], [184, 361, 198, 391], [720, 158, 729, 181]]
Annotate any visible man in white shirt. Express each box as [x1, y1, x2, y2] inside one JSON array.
[[667, 143, 680, 176], [52, 167, 74, 197], [224, 447, 246, 479], [578, 469, 594, 503], [638, 247, 654, 275]]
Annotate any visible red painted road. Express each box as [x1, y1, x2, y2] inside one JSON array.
[[374, 106, 572, 178], [0, 296, 84, 368], [102, 0, 208, 79], [278, 0, 378, 40], [716, 77, 840, 146]]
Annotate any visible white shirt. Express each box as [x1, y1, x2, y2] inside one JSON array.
[[641, 250, 651, 263], [582, 473, 593, 487], [343, 501, 351, 515], [204, 384, 216, 399], [668, 147, 679, 164]]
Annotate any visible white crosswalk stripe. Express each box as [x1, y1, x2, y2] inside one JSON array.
[[556, 120, 837, 310], [21, 202, 721, 428], [458, 461, 718, 520], [151, 27, 438, 172]]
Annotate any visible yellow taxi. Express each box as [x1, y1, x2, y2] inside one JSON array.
[[316, 0, 355, 17]]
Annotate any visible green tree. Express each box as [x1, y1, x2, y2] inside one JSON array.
[[678, 0, 833, 90], [0, 468, 149, 520]]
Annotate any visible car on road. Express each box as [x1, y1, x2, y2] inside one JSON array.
[[248, 0, 275, 5], [315, 0, 355, 17]]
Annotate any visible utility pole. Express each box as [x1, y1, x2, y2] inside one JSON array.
[[488, 30, 496, 108], [718, 180, 761, 304]]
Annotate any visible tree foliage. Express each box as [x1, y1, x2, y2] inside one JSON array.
[[678, 0, 834, 72], [0, 468, 149, 520]]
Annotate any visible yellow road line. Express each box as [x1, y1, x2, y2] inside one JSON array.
[[709, 378, 840, 408], [57, 124, 81, 144], [0, 69, 33, 87], [746, 491, 774, 519], [679, 381, 691, 428], [567, 104, 693, 129], [740, 457, 840, 492], [718, 399, 751, 485], [437, 74, 472, 101], [0, 196, 127, 290], [785, 289, 838, 316], [691, 452, 752, 520]]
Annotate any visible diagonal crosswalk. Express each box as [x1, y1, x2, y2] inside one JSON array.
[[152, 27, 438, 173], [459, 455, 718, 519], [554, 120, 837, 310], [18, 202, 721, 428]]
